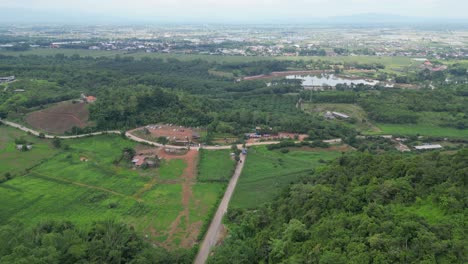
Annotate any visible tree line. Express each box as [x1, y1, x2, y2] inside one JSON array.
[[209, 149, 467, 263]]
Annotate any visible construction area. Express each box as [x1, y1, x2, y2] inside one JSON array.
[[141, 124, 202, 145]]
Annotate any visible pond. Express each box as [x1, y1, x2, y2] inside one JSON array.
[[285, 74, 379, 87]]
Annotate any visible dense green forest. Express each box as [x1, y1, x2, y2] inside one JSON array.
[[209, 149, 467, 263], [2, 54, 466, 138], [0, 54, 354, 138], [0, 220, 193, 263]]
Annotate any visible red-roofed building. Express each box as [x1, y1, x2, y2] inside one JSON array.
[[86, 96, 97, 103], [423, 61, 433, 66]]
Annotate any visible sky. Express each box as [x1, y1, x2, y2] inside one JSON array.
[[1, 0, 468, 23]]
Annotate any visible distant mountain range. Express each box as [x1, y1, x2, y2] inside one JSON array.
[[326, 13, 468, 25]]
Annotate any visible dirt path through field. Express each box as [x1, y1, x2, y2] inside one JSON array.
[[161, 149, 199, 248]]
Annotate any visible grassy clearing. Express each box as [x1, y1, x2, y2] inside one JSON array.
[[208, 69, 235, 78], [301, 102, 468, 139], [369, 123, 468, 139], [32, 136, 145, 195], [0, 126, 59, 176], [393, 198, 449, 225], [230, 146, 343, 209], [302, 102, 380, 133], [0, 175, 137, 226], [158, 159, 186, 181], [197, 149, 236, 182], [0, 130, 224, 249], [138, 183, 184, 239], [190, 183, 224, 222]]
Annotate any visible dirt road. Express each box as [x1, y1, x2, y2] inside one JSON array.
[[2, 120, 311, 151], [194, 154, 246, 264], [0, 119, 120, 139]]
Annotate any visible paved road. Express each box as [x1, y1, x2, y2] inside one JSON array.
[[194, 154, 247, 264]]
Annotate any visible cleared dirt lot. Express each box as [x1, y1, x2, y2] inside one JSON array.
[[25, 101, 91, 134], [140, 124, 202, 143]]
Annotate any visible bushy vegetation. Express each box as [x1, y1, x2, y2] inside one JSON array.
[[0, 132, 224, 253], [300, 85, 468, 134], [0, 54, 359, 139], [210, 149, 467, 263], [230, 146, 343, 209], [266, 140, 330, 150], [0, 220, 192, 263], [0, 126, 59, 176]]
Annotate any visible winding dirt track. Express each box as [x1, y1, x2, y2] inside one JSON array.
[[1, 119, 289, 150], [0, 119, 120, 139]]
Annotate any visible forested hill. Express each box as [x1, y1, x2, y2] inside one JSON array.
[[0, 55, 355, 138], [210, 149, 467, 264]]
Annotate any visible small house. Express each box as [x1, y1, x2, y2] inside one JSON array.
[[0, 76, 15, 83], [16, 144, 32, 151], [80, 94, 97, 103], [423, 61, 433, 67], [324, 111, 335, 119], [86, 96, 97, 103]]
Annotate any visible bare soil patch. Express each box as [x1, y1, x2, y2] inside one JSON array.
[[143, 124, 202, 144], [25, 101, 90, 134]]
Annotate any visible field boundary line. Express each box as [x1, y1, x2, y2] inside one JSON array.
[[28, 171, 142, 201]]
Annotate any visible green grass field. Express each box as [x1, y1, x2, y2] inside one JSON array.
[[230, 146, 344, 209], [158, 159, 186, 181], [0, 130, 226, 249], [0, 126, 60, 176], [197, 149, 236, 182], [370, 110, 468, 139], [369, 123, 468, 139], [301, 103, 468, 139], [302, 102, 381, 133]]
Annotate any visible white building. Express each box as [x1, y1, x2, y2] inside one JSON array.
[[332, 112, 350, 119], [414, 144, 443, 150]]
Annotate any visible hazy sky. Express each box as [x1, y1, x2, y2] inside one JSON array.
[[2, 0, 468, 23]]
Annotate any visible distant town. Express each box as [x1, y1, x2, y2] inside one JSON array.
[[0, 25, 467, 59]]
